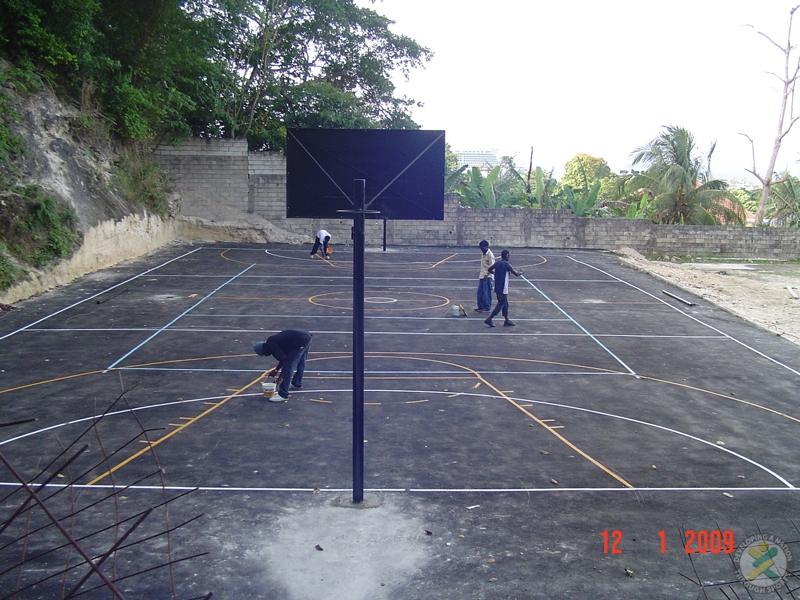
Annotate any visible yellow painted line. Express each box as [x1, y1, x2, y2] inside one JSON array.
[[86, 372, 267, 485], [168, 423, 184, 427], [447, 393, 462, 398], [472, 382, 481, 389], [472, 370, 634, 489], [179, 417, 193, 420], [541, 419, 555, 423], [203, 402, 218, 406], [639, 375, 800, 426], [551, 426, 565, 429], [365, 402, 382, 406], [431, 253, 458, 268], [367, 353, 634, 489], [406, 399, 429, 404], [309, 399, 332, 404]]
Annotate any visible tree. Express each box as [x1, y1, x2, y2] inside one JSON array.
[[220, 0, 431, 147], [0, 0, 431, 144], [741, 4, 800, 225], [767, 173, 800, 226], [561, 154, 611, 190], [627, 126, 744, 225]]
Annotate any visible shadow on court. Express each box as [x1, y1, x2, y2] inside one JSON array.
[[1, 242, 800, 599]]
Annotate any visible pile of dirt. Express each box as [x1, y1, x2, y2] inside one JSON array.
[[617, 248, 800, 347]]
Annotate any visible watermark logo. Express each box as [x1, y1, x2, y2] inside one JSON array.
[[734, 533, 794, 594]]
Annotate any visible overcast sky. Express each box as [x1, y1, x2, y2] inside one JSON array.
[[361, 0, 800, 184]]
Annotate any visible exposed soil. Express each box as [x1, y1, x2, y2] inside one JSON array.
[[617, 248, 800, 347]]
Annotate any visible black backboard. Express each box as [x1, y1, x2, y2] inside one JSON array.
[[286, 129, 445, 220]]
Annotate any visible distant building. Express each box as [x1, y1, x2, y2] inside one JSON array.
[[455, 150, 500, 171]]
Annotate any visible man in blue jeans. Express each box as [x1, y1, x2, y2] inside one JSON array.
[[475, 240, 495, 313], [253, 330, 312, 401]]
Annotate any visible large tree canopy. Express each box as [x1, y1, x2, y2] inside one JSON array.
[[626, 126, 744, 225], [0, 0, 431, 146]]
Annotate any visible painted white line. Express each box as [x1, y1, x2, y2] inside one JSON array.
[[0, 247, 202, 341], [0, 483, 795, 494], [520, 276, 639, 376], [112, 368, 625, 376], [569, 256, 800, 378], [2, 388, 790, 488], [104, 264, 256, 370]]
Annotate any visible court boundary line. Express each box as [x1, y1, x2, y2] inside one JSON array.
[[569, 256, 800, 378], [0, 247, 202, 342], [522, 275, 638, 376], [0, 483, 796, 494], [104, 263, 255, 370]]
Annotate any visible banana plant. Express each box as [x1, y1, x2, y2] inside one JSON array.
[[562, 180, 602, 216], [455, 166, 513, 208]]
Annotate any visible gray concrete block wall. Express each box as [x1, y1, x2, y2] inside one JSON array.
[[155, 138, 800, 258]]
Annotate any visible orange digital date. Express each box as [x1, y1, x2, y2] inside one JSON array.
[[601, 529, 735, 554]]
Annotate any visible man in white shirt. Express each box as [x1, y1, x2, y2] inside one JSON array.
[[310, 229, 331, 259], [475, 240, 495, 312]]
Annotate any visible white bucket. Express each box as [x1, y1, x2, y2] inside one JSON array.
[[262, 381, 276, 398], [451, 304, 461, 317]]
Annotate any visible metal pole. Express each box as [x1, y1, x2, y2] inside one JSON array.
[[383, 217, 387, 251], [352, 179, 366, 503]]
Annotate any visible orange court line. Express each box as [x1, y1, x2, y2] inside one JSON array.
[[86, 372, 267, 485]]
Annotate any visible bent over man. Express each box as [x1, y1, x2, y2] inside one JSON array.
[[253, 329, 312, 401]]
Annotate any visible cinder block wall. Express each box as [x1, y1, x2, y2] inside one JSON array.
[[153, 138, 249, 214], [153, 139, 800, 258]]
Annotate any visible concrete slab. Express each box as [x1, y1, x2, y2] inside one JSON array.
[[1, 244, 800, 598]]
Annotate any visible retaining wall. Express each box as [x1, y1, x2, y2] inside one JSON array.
[[152, 139, 800, 258]]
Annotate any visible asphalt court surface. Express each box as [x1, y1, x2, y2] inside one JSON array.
[[2, 242, 800, 598]]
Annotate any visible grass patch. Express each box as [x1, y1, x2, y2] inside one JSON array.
[[0, 184, 81, 281], [0, 245, 20, 291], [115, 144, 170, 217]]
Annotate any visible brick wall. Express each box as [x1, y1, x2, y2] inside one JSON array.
[[153, 139, 800, 258]]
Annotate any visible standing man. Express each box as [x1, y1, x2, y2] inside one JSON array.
[[310, 229, 331, 259], [475, 240, 495, 313], [253, 330, 313, 401], [485, 250, 524, 328]]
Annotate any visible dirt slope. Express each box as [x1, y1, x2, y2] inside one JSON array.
[[617, 248, 800, 347]]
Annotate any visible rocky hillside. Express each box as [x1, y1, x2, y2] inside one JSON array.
[[0, 67, 305, 306]]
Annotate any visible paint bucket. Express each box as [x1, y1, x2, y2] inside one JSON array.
[[450, 304, 461, 317], [262, 380, 276, 398]]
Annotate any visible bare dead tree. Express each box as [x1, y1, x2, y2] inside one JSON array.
[[741, 4, 800, 225]]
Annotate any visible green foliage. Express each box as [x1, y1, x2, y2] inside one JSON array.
[[561, 154, 611, 191], [0, 0, 430, 146], [0, 66, 40, 162], [623, 126, 744, 225], [767, 174, 800, 227], [561, 180, 604, 217], [115, 145, 170, 217], [455, 166, 515, 208], [0, 183, 80, 271], [0, 244, 19, 291]]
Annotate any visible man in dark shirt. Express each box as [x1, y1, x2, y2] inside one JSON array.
[[485, 250, 523, 328], [253, 330, 313, 401]]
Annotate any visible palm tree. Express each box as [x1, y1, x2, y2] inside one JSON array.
[[626, 126, 744, 225], [767, 174, 800, 227]]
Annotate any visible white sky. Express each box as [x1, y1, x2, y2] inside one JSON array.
[[362, 0, 800, 184]]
